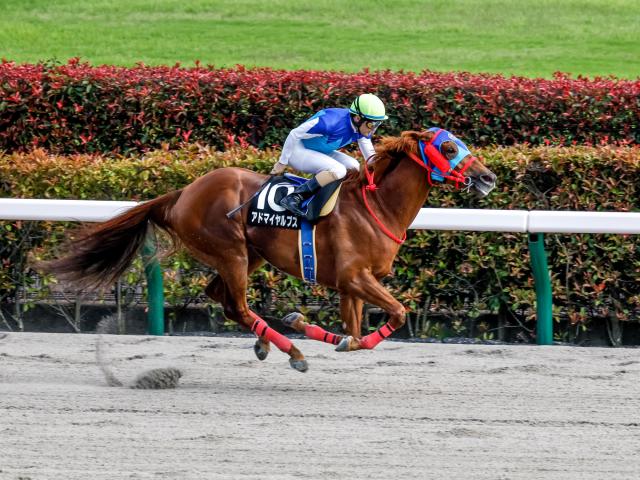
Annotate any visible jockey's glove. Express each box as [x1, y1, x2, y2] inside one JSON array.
[[270, 161, 287, 175]]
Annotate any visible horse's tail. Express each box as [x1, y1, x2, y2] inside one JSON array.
[[40, 190, 182, 290]]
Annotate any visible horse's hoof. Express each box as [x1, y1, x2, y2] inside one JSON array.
[[289, 358, 309, 372], [282, 312, 304, 328], [254, 340, 269, 361], [335, 336, 353, 352]]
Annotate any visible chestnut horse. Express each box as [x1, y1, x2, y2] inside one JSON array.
[[43, 130, 496, 372]]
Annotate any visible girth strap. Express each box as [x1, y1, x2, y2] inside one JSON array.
[[298, 219, 317, 283]]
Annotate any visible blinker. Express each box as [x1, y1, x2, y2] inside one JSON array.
[[421, 128, 473, 182]]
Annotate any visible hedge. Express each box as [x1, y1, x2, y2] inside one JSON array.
[[1, 59, 638, 154], [1, 144, 639, 344]]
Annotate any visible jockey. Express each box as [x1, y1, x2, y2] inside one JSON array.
[[271, 93, 388, 216]]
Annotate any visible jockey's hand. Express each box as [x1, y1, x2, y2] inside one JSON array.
[[270, 161, 287, 175]]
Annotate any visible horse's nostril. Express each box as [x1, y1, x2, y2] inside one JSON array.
[[480, 174, 495, 184]]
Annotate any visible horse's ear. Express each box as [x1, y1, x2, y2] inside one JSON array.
[[379, 130, 437, 156], [401, 130, 436, 143], [386, 130, 422, 152], [380, 133, 412, 154], [395, 130, 435, 152], [400, 130, 423, 142]]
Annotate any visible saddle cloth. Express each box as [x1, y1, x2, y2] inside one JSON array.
[[247, 174, 342, 229], [247, 174, 342, 283]]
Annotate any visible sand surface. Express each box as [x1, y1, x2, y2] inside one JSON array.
[[1, 332, 639, 479]]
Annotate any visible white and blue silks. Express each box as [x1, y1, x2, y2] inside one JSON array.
[[279, 108, 376, 180]]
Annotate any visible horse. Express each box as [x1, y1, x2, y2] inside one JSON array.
[[42, 129, 497, 372]]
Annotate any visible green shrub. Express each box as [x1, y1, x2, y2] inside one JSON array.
[[2, 144, 639, 343]]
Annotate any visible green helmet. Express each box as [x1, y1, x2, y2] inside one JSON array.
[[349, 93, 388, 121]]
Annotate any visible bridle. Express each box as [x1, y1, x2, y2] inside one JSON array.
[[361, 129, 478, 244], [409, 128, 476, 187]]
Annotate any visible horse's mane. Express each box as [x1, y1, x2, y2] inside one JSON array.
[[343, 130, 434, 187]]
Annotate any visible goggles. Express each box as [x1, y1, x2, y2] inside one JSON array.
[[364, 120, 383, 134]]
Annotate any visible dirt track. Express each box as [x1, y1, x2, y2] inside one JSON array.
[[1, 332, 639, 479]]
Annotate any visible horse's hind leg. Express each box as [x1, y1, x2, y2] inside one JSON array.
[[212, 260, 308, 372], [205, 254, 272, 361]]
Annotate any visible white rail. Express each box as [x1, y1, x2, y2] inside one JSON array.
[[0, 199, 137, 222], [2, 199, 640, 233], [411, 208, 640, 234]]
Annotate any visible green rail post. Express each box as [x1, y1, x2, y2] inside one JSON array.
[[141, 235, 164, 335], [528, 233, 553, 345]]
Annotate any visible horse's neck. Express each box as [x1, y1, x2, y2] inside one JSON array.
[[369, 156, 430, 232]]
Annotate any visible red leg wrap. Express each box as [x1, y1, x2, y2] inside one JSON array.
[[249, 312, 292, 353], [358, 322, 396, 350], [304, 324, 343, 345]]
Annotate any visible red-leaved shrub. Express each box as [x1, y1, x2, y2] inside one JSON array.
[[1, 59, 638, 154]]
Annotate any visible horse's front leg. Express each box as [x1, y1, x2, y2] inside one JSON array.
[[280, 294, 363, 345], [281, 293, 363, 345], [340, 294, 364, 338], [336, 270, 405, 352], [281, 312, 344, 346]]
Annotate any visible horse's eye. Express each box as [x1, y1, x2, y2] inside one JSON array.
[[441, 141, 458, 160]]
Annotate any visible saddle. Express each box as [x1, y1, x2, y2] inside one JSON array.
[[247, 174, 342, 229]]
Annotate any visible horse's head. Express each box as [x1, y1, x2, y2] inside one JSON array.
[[402, 129, 497, 197]]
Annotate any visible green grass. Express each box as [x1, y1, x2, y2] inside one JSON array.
[[1, 0, 639, 78]]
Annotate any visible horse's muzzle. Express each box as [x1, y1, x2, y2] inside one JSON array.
[[471, 172, 497, 198]]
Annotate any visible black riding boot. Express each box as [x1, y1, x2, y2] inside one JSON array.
[[279, 177, 322, 216]]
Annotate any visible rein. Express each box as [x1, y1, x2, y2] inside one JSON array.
[[361, 167, 407, 244], [361, 133, 477, 245]]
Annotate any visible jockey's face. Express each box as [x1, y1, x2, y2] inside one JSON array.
[[357, 117, 382, 137]]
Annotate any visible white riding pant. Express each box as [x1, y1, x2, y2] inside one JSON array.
[[287, 145, 359, 180]]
